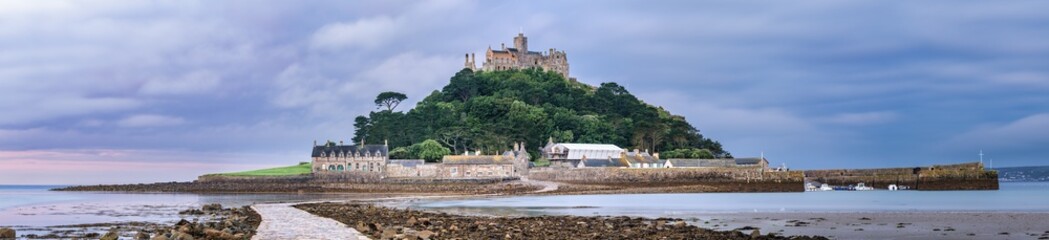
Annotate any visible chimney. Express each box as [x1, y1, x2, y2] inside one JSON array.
[[634, 149, 640, 155], [339, 140, 343, 145], [653, 152, 660, 159], [313, 140, 317, 146], [501, 43, 505, 50], [384, 139, 388, 147]]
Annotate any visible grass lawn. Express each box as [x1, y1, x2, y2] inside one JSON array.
[[216, 162, 312, 176]]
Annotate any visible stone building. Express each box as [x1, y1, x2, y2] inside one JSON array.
[[374, 142, 531, 179], [541, 140, 624, 168], [464, 32, 571, 80], [664, 157, 769, 169], [311, 141, 388, 174], [618, 149, 664, 168]]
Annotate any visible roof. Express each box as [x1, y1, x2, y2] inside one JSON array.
[[387, 159, 425, 167], [441, 155, 513, 165], [312, 144, 388, 157], [664, 158, 766, 167], [550, 143, 624, 160], [619, 151, 662, 165], [579, 159, 622, 167], [666, 159, 736, 168], [735, 158, 766, 165]]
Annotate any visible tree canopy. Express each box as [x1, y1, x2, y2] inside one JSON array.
[[374, 91, 407, 111], [353, 68, 730, 161]]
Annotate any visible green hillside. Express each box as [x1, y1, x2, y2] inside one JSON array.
[[216, 162, 312, 176], [353, 68, 729, 160]]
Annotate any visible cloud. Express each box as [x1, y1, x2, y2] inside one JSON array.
[[820, 111, 899, 125], [116, 114, 185, 128], [0, 95, 141, 126], [139, 70, 221, 95], [348, 52, 459, 107], [0, 149, 296, 184], [945, 113, 1049, 151], [310, 16, 399, 50]]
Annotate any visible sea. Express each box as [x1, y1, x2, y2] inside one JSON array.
[[410, 182, 1049, 218], [1, 182, 1048, 227]]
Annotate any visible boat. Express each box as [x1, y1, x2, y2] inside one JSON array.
[[854, 183, 874, 191], [888, 184, 898, 191], [805, 183, 818, 191], [819, 183, 834, 191]]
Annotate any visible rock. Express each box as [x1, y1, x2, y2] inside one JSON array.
[[151, 235, 169, 240], [202, 203, 223, 212], [0, 228, 14, 239], [407, 217, 417, 226], [674, 221, 687, 228], [135, 231, 151, 240], [204, 228, 233, 239], [417, 230, 436, 239], [381, 228, 398, 239], [101, 230, 120, 240], [357, 222, 370, 233], [171, 232, 195, 240], [369, 223, 383, 233], [449, 225, 459, 231]]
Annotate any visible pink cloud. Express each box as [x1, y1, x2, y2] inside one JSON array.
[[0, 149, 299, 185]]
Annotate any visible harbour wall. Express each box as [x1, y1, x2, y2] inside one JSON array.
[[803, 162, 998, 190], [529, 168, 805, 192]]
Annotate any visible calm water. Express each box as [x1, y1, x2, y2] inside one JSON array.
[[412, 182, 1049, 218], [3, 183, 1049, 227], [0, 185, 359, 226]]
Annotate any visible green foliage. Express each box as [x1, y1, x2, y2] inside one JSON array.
[[353, 68, 730, 159], [663, 148, 717, 159], [412, 139, 451, 162], [216, 164, 312, 176], [375, 91, 408, 111], [388, 147, 412, 159]]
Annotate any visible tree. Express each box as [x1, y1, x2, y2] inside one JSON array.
[[375, 91, 408, 111], [412, 139, 451, 162], [388, 147, 412, 159], [352, 68, 731, 159]]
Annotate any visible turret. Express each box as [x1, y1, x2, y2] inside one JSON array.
[[514, 33, 528, 54]]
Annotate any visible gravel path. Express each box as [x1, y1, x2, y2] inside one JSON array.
[[252, 203, 370, 240]]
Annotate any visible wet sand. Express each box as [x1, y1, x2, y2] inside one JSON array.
[[699, 212, 1049, 240]]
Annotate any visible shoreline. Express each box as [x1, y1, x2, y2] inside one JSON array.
[[296, 201, 830, 239], [4, 188, 1049, 239]]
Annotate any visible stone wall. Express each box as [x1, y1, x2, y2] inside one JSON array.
[[529, 168, 803, 184], [803, 162, 998, 190], [61, 175, 528, 194]]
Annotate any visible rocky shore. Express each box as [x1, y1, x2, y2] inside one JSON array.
[[295, 202, 829, 240], [3, 204, 259, 240]]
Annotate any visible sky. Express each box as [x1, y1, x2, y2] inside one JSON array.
[[2, 0, 1048, 184]]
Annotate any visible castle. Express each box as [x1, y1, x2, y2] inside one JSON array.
[[464, 33, 572, 80]]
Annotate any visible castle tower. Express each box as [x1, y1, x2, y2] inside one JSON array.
[[513, 32, 528, 66], [464, 53, 476, 70], [514, 33, 528, 54]]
